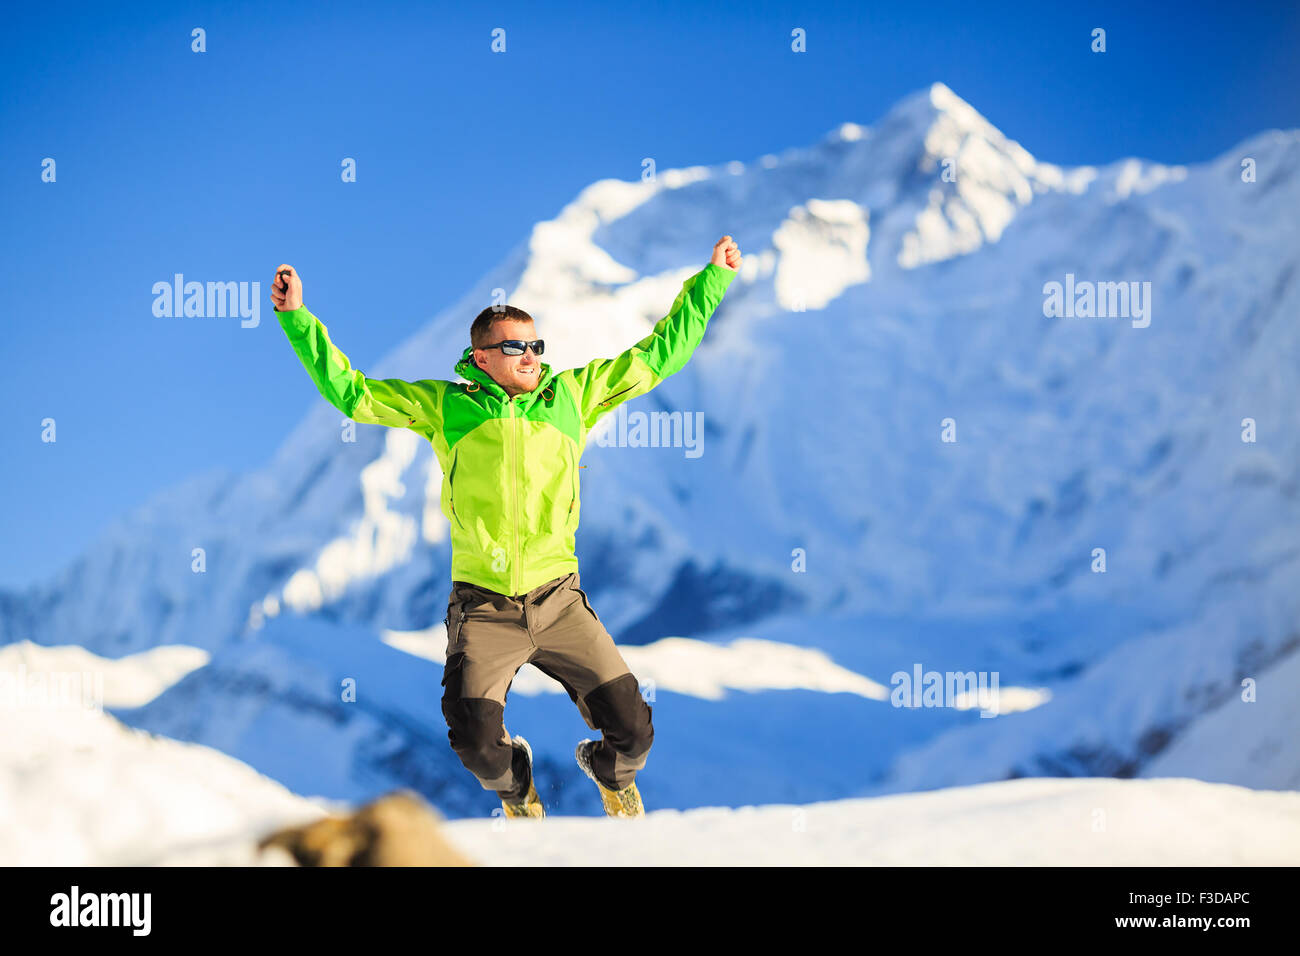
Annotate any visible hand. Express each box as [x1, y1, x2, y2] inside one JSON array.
[[711, 235, 742, 272], [271, 264, 302, 311]]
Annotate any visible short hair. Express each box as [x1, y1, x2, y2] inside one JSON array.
[[470, 305, 535, 349]]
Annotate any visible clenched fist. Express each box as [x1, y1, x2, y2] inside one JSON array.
[[271, 264, 302, 312], [711, 235, 742, 272]]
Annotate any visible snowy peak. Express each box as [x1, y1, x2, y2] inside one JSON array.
[[784, 84, 1099, 273], [865, 82, 992, 138], [517, 83, 1092, 297], [870, 82, 1040, 175], [870, 84, 1091, 267]]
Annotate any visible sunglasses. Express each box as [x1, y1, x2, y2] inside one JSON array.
[[480, 339, 545, 356]]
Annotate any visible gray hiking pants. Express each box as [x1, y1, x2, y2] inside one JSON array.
[[440, 571, 654, 801]]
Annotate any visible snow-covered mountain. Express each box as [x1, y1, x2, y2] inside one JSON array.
[[3, 83, 1297, 817]]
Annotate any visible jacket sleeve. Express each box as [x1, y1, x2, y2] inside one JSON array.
[[275, 304, 444, 434], [562, 262, 737, 430]]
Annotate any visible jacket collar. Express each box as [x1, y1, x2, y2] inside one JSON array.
[[454, 346, 555, 408]]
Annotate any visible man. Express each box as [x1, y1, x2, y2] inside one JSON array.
[[271, 235, 742, 818]]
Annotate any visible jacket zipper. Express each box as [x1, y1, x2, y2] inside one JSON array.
[[598, 382, 640, 407], [509, 398, 523, 595]]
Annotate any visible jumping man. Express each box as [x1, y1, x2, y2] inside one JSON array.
[[271, 236, 742, 818]]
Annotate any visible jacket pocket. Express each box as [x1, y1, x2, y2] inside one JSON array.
[[444, 591, 468, 654], [598, 380, 641, 408], [573, 583, 606, 630], [567, 444, 579, 515], [447, 448, 467, 530]]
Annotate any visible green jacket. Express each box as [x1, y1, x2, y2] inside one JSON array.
[[276, 262, 737, 596]]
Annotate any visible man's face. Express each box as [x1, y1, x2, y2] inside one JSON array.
[[472, 319, 542, 396]]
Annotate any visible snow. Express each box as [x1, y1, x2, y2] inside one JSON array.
[[8, 684, 1299, 865], [1140, 646, 1300, 791], [893, 81, 1080, 267], [0, 644, 332, 867], [1109, 158, 1189, 201], [277, 428, 427, 618], [0, 640, 209, 710], [437, 777, 1300, 867], [4, 644, 1296, 865], [772, 199, 871, 309]]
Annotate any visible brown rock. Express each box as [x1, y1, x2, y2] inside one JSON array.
[[258, 790, 477, 866]]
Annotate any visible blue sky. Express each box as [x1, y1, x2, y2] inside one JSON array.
[[1, 0, 1297, 590]]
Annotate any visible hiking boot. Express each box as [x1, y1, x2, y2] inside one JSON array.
[[575, 738, 644, 818], [500, 735, 545, 819]]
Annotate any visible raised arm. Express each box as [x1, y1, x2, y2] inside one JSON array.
[[559, 236, 742, 431], [271, 264, 444, 434]]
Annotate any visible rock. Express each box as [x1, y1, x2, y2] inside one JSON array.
[[258, 790, 476, 866]]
